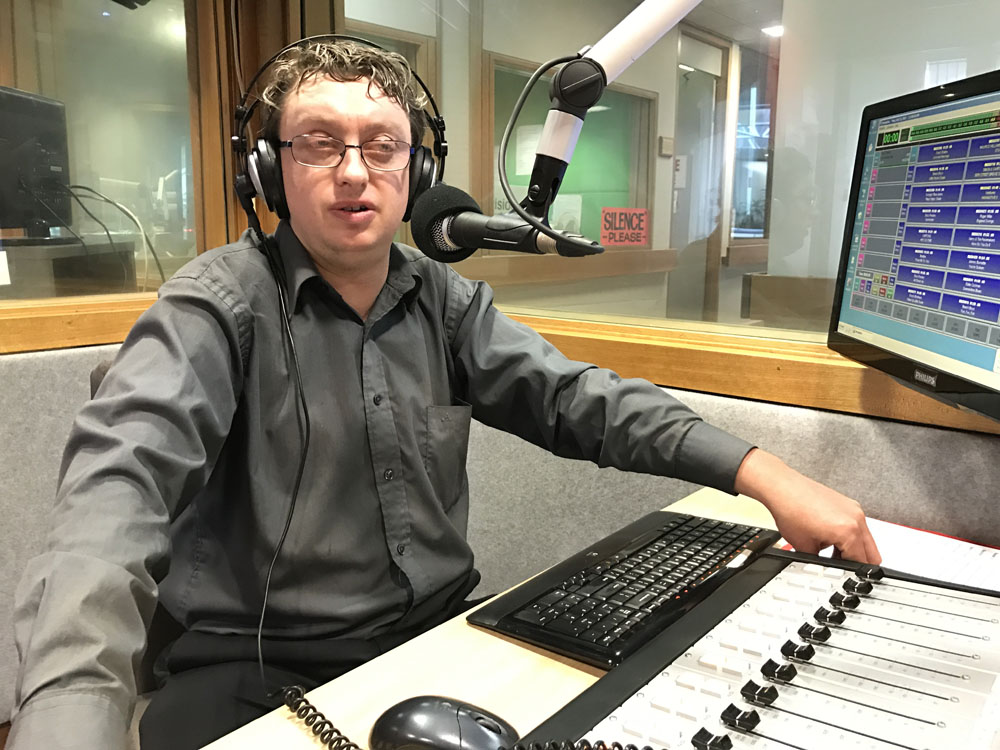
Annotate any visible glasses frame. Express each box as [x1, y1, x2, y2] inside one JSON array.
[[278, 134, 415, 172]]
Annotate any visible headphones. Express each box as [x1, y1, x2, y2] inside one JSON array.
[[232, 34, 447, 224]]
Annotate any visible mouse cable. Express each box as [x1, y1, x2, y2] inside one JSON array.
[[504, 741, 655, 750]]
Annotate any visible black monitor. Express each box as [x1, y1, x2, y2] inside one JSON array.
[[828, 69, 1000, 423], [0, 85, 72, 237]]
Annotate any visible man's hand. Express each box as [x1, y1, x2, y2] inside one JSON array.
[[734, 448, 882, 565]]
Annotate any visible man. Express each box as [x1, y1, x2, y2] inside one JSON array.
[[8, 40, 880, 750]]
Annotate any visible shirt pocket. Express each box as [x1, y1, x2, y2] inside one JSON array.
[[423, 403, 473, 512]]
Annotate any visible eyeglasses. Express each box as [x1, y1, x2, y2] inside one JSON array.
[[278, 134, 414, 172]]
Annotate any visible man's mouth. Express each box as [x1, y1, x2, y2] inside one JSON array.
[[339, 205, 371, 213]]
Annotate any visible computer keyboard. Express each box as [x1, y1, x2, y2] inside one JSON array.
[[467, 510, 780, 668]]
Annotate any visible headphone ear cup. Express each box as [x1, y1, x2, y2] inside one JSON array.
[[405, 145, 435, 223], [253, 138, 289, 219]]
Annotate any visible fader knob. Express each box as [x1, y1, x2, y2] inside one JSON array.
[[814, 606, 846, 625], [857, 564, 885, 582], [721, 703, 761, 731], [843, 578, 873, 595], [692, 728, 734, 750], [761, 658, 797, 683], [829, 591, 861, 610], [740, 679, 779, 706], [797, 623, 832, 643], [780, 639, 815, 661]]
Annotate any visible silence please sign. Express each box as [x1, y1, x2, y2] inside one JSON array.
[[601, 207, 649, 246]]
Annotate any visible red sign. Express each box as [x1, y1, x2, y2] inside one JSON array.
[[600, 207, 649, 246]]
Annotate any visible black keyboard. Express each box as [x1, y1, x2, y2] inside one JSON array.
[[467, 510, 780, 668]]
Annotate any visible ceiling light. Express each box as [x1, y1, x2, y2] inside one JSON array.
[[762, 25, 784, 37], [678, 64, 695, 72]]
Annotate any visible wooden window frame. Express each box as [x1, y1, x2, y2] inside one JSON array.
[[0, 0, 295, 354]]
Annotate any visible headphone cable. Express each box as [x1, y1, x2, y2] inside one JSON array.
[[239, 216, 312, 703]]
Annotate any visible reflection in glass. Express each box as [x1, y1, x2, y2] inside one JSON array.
[[0, 0, 194, 300]]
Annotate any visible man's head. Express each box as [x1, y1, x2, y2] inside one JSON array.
[[258, 40, 428, 276], [260, 40, 427, 149]]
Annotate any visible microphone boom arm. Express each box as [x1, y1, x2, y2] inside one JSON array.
[[513, 0, 704, 254]]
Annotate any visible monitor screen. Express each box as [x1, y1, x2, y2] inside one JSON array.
[[0, 85, 72, 237], [828, 70, 1000, 422]]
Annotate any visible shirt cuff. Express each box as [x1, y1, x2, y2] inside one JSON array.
[[8, 692, 130, 750], [674, 421, 755, 494]]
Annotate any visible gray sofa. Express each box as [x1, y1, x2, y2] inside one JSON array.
[[3, 343, 999, 730]]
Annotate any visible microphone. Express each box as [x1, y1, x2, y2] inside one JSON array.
[[409, 184, 601, 263]]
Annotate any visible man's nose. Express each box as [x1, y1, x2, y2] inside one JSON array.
[[337, 145, 368, 182]]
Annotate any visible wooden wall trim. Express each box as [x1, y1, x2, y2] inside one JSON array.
[[0, 0, 14, 87], [0, 295, 152, 354], [507, 314, 1000, 435], [2, 294, 997, 435]]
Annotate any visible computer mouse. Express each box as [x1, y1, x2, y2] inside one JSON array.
[[369, 695, 520, 750]]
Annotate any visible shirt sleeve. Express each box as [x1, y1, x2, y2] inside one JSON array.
[[444, 273, 754, 493], [6, 693, 129, 750], [8, 273, 248, 748]]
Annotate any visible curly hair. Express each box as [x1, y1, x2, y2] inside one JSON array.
[[259, 39, 428, 146]]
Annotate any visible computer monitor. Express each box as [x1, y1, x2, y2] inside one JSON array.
[[0, 86, 72, 237], [828, 69, 1000, 422]]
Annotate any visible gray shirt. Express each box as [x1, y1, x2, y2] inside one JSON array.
[[9, 222, 753, 749]]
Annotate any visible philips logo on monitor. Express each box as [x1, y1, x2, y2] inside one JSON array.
[[914, 369, 938, 388]]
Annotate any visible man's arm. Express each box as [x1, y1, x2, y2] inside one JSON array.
[[735, 447, 882, 564], [442, 271, 881, 565], [8, 273, 247, 750]]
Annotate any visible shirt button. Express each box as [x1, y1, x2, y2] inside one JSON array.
[[397, 544, 406, 555], [373, 394, 383, 405], [383, 468, 394, 481]]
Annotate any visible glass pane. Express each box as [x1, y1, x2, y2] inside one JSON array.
[[732, 47, 774, 241], [0, 1, 195, 301], [334, 0, 1000, 339]]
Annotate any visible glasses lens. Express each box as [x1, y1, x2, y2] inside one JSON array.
[[361, 140, 411, 171], [292, 135, 343, 167]]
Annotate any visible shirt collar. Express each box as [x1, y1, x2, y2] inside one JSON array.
[[273, 220, 424, 317]]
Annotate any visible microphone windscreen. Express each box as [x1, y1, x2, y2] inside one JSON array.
[[409, 183, 482, 262]]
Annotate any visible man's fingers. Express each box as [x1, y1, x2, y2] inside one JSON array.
[[834, 520, 882, 564], [861, 522, 882, 565]]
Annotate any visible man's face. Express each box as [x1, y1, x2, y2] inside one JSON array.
[[280, 76, 411, 272]]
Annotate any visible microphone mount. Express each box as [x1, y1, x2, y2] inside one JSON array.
[[498, 0, 705, 257], [522, 54, 607, 221]]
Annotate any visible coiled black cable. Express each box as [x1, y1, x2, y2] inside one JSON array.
[[283, 685, 360, 750]]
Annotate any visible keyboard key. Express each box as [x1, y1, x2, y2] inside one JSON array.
[[536, 590, 569, 607], [626, 590, 657, 609], [580, 626, 608, 642], [513, 608, 551, 626], [593, 581, 628, 600], [546, 617, 588, 636], [576, 577, 613, 597]]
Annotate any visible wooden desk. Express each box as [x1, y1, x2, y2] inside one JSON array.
[[204, 490, 777, 749]]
